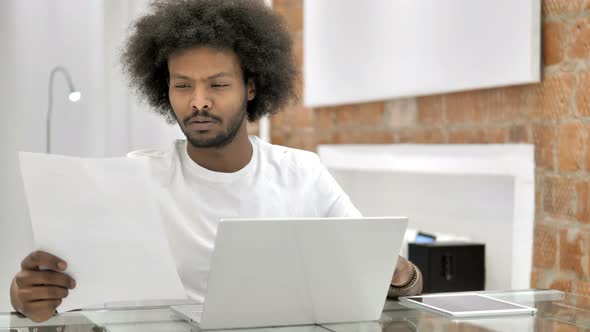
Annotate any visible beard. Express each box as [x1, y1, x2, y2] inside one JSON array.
[[179, 101, 247, 149]]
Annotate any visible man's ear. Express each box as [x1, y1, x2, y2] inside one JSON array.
[[247, 78, 256, 101]]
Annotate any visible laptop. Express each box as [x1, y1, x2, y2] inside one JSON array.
[[170, 217, 408, 330]]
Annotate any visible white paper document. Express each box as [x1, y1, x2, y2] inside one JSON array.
[[19, 152, 187, 312]]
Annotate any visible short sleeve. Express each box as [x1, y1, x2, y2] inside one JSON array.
[[313, 163, 362, 218]]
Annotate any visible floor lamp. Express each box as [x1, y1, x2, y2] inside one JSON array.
[[47, 66, 81, 153]]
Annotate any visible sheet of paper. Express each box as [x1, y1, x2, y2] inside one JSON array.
[[18, 152, 187, 312]]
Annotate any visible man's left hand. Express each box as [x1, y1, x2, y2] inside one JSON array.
[[391, 255, 413, 286], [388, 255, 422, 297]]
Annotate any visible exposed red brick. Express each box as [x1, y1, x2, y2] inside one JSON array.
[[386, 99, 417, 129], [553, 322, 582, 332], [398, 129, 445, 144], [270, 113, 282, 128], [549, 278, 573, 293], [445, 92, 482, 124], [270, 110, 291, 130], [531, 268, 544, 288], [533, 224, 558, 268], [417, 95, 444, 125], [588, 229, 590, 281], [481, 87, 523, 123], [485, 128, 507, 143], [334, 102, 385, 127], [358, 102, 386, 115], [314, 107, 335, 129], [568, 17, 590, 60], [293, 34, 303, 66], [544, 175, 576, 219], [542, 0, 586, 16], [576, 280, 590, 297], [536, 171, 545, 219], [576, 181, 590, 224], [246, 121, 259, 136], [294, 73, 304, 97], [332, 104, 359, 127], [315, 131, 334, 147], [532, 125, 555, 169], [270, 131, 286, 146], [575, 280, 590, 309], [577, 70, 590, 116], [524, 74, 575, 120], [559, 228, 587, 278], [417, 321, 438, 332], [557, 122, 584, 171], [536, 188, 543, 220], [448, 128, 506, 144], [292, 105, 314, 128], [509, 125, 529, 143], [272, 0, 303, 33], [448, 129, 482, 144], [287, 129, 316, 152], [332, 130, 394, 144], [544, 21, 567, 66]]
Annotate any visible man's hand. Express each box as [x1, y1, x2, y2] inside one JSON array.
[[10, 250, 76, 322], [391, 255, 414, 286], [388, 255, 422, 298]]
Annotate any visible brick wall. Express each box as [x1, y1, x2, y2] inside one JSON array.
[[269, 0, 590, 294]]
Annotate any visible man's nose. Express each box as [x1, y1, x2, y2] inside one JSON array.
[[190, 86, 212, 110]]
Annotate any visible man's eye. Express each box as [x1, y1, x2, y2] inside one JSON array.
[[211, 84, 230, 88], [175, 84, 190, 89]]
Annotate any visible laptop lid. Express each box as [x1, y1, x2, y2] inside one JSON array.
[[199, 217, 408, 330]]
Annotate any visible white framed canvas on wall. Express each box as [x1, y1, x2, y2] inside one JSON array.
[[304, 0, 541, 107]]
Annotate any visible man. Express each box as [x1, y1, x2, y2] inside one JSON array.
[[10, 0, 422, 322]]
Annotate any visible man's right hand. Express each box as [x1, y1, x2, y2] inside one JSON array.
[[10, 250, 76, 322]]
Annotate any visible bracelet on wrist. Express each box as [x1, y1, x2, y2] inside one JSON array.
[[390, 263, 419, 291]]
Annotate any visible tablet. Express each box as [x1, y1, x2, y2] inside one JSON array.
[[399, 293, 537, 318]]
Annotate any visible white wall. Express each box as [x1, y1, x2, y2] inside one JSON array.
[[0, 0, 49, 313], [0, 0, 182, 311], [103, 0, 183, 155], [47, 0, 108, 157]]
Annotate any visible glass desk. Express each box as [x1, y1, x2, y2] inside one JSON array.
[[1, 290, 588, 331]]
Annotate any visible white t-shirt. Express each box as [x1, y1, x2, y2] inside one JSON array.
[[128, 136, 361, 302]]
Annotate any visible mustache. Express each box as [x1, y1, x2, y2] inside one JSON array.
[[183, 110, 222, 126]]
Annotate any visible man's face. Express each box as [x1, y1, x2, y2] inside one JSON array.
[[167, 46, 255, 148]]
